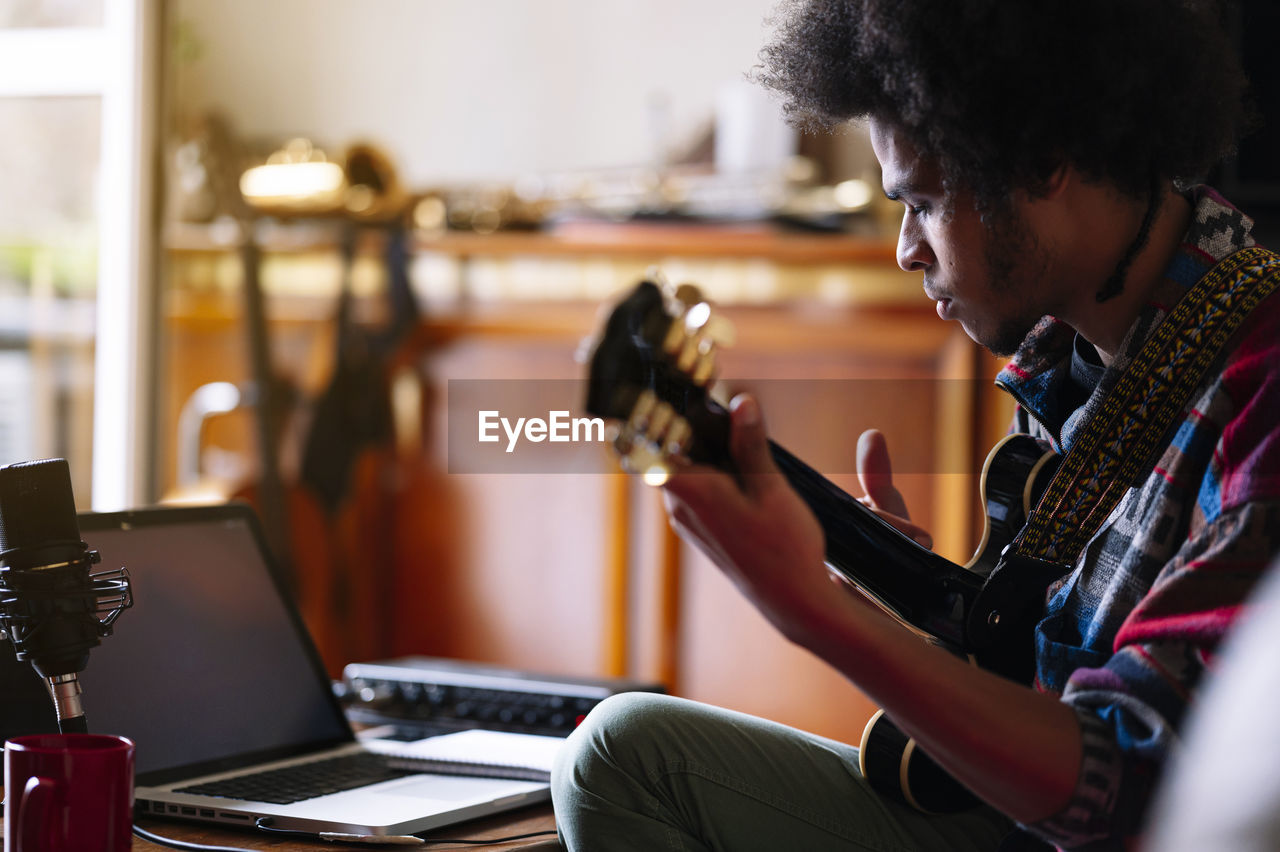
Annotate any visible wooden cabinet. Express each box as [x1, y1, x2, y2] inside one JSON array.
[[158, 223, 1012, 744]]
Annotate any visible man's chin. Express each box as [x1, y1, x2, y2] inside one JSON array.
[[981, 335, 1022, 358], [971, 321, 1037, 358]]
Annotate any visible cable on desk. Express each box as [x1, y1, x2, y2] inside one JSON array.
[[132, 823, 256, 851], [133, 816, 557, 849], [255, 817, 559, 846]]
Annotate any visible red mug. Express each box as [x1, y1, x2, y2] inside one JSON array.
[[3, 733, 135, 852]]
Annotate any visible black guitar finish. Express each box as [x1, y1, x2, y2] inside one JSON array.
[[585, 279, 1064, 813], [585, 280, 1059, 664]]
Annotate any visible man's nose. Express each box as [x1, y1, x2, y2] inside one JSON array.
[[896, 217, 934, 273]]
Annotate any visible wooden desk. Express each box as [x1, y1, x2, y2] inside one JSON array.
[[1, 795, 558, 850]]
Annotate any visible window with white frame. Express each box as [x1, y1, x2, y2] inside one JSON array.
[[0, 0, 156, 510]]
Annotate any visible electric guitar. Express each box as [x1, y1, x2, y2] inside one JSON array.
[[583, 278, 1062, 812]]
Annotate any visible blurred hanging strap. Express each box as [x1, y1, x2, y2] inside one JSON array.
[[298, 224, 421, 513], [239, 224, 295, 582]]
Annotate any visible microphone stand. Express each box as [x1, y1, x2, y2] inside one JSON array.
[[0, 458, 132, 733]]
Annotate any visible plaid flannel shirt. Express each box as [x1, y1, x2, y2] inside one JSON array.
[[995, 187, 1280, 849]]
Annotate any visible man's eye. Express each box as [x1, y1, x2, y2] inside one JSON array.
[[886, 192, 930, 218]]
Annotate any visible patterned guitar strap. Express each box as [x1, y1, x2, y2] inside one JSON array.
[[965, 245, 1280, 671]]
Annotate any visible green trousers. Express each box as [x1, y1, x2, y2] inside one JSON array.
[[550, 693, 1013, 852]]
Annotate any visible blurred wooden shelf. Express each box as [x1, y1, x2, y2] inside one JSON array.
[[416, 221, 897, 265], [165, 219, 897, 265]]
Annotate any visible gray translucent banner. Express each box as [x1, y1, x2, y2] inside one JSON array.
[[446, 379, 1010, 475]]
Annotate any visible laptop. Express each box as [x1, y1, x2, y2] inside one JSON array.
[[64, 502, 551, 838]]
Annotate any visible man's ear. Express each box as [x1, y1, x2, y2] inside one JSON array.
[[1041, 164, 1071, 200]]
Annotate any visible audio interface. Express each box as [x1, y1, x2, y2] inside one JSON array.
[[340, 655, 665, 739]]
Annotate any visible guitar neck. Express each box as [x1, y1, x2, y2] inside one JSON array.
[[582, 280, 1067, 668], [682, 391, 979, 649], [766, 441, 980, 648]]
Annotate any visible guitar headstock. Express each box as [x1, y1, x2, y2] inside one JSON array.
[[583, 276, 736, 483]]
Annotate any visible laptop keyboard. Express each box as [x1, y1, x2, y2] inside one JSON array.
[[175, 752, 412, 805]]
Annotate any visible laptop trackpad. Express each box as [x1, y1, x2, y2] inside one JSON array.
[[376, 774, 528, 801]]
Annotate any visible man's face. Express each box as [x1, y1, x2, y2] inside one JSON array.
[[869, 119, 1055, 356]]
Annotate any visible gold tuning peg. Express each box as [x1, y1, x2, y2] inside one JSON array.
[[681, 299, 736, 348], [660, 286, 736, 386], [672, 282, 704, 308], [613, 390, 692, 486]]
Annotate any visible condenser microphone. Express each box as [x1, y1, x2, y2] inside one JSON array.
[[0, 458, 132, 733]]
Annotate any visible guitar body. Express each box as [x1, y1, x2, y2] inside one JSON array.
[[957, 433, 1061, 580], [857, 432, 1057, 813], [584, 279, 1064, 813], [860, 709, 980, 813]]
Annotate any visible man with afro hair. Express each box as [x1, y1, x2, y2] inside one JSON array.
[[552, 1, 1280, 849]]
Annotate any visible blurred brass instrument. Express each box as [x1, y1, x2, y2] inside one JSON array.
[[239, 138, 410, 224]]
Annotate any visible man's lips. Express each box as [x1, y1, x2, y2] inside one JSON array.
[[924, 285, 953, 319]]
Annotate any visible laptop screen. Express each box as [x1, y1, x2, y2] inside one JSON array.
[[75, 503, 353, 784]]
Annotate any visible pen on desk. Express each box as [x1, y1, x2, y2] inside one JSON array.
[[319, 832, 425, 845]]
